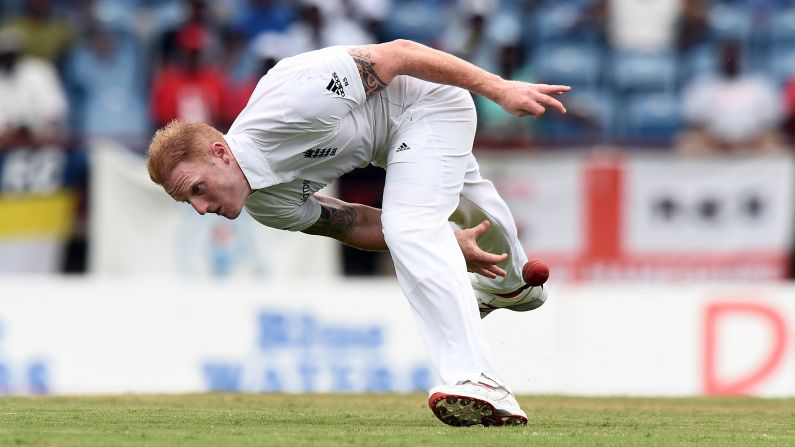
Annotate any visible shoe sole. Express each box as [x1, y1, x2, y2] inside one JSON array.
[[428, 392, 528, 427]]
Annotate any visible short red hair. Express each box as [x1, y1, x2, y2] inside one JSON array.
[[146, 120, 224, 186]]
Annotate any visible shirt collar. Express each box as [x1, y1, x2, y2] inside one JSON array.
[[224, 132, 278, 190]]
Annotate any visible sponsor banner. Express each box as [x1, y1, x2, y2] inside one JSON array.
[[0, 147, 81, 273], [625, 156, 794, 253], [485, 283, 795, 397], [0, 278, 431, 395], [478, 153, 795, 281], [2, 278, 795, 397], [89, 140, 339, 278]]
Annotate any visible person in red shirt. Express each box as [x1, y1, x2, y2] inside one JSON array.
[[150, 25, 227, 127]]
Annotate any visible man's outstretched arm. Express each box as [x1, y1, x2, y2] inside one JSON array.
[[302, 194, 508, 279], [347, 40, 570, 116]]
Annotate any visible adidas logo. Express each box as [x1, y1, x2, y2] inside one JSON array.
[[326, 72, 346, 97], [303, 147, 337, 158], [396, 142, 410, 152]]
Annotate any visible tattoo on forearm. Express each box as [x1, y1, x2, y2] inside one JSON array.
[[348, 48, 387, 99], [305, 204, 358, 241]]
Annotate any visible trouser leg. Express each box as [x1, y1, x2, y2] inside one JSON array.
[[451, 155, 529, 294], [381, 121, 508, 389]]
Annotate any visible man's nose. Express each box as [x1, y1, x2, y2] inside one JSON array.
[[190, 200, 208, 215]]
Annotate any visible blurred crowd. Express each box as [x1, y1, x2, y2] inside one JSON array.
[[4, 0, 795, 153], [5, 0, 795, 274]]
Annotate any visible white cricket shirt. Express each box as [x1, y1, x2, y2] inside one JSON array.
[[225, 46, 444, 231]]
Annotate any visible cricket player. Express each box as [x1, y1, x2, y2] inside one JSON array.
[[146, 39, 569, 426]]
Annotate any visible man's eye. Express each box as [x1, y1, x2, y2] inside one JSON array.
[[192, 185, 202, 195]]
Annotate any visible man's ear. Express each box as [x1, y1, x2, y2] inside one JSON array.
[[210, 142, 228, 161]]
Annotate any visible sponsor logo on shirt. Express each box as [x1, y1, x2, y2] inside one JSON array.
[[326, 72, 346, 97], [396, 142, 411, 152], [303, 147, 338, 158]]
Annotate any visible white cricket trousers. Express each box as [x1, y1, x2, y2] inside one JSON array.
[[380, 88, 528, 390]]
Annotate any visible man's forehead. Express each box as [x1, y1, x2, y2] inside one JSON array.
[[165, 164, 196, 198]]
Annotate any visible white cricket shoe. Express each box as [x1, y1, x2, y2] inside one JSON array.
[[428, 381, 527, 427], [476, 283, 548, 318], [475, 260, 549, 318]]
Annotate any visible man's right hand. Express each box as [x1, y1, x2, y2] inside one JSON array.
[[494, 81, 571, 118], [455, 220, 509, 279]]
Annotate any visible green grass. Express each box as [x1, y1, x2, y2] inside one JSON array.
[[1, 393, 795, 446]]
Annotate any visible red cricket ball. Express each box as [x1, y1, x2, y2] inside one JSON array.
[[523, 259, 550, 286]]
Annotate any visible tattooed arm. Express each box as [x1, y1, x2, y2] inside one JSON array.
[[302, 194, 387, 251], [347, 40, 570, 116]]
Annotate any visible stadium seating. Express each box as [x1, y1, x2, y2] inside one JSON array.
[[607, 51, 678, 94], [766, 8, 795, 45], [617, 92, 682, 142], [530, 2, 598, 44], [707, 3, 754, 44], [533, 42, 602, 91]]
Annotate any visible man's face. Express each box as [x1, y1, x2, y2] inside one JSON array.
[[166, 144, 250, 220]]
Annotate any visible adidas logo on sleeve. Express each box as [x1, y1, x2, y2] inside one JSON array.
[[326, 72, 346, 97], [396, 142, 410, 152]]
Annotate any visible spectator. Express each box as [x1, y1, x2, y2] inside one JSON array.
[[675, 0, 709, 54], [219, 27, 255, 87], [438, 11, 488, 63], [285, 0, 374, 53], [1, 0, 74, 64], [471, 12, 534, 142], [157, 0, 221, 68], [66, 23, 149, 149], [343, 0, 392, 43], [0, 28, 68, 149], [677, 40, 785, 155], [150, 24, 227, 128], [583, 0, 683, 53]]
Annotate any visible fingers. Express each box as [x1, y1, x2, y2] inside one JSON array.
[[486, 265, 507, 277], [474, 251, 508, 265], [537, 84, 572, 95], [471, 220, 491, 237], [536, 94, 567, 114], [529, 103, 546, 116], [467, 248, 508, 279], [473, 267, 498, 279], [519, 84, 570, 116], [472, 265, 507, 279]]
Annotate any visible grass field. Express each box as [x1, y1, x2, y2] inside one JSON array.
[[2, 393, 795, 446]]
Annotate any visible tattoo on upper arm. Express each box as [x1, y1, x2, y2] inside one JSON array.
[[348, 47, 387, 99], [303, 203, 358, 241]]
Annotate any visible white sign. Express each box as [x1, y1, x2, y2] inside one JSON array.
[[89, 140, 339, 278], [0, 277, 430, 394], [2, 278, 795, 397], [477, 153, 795, 281]]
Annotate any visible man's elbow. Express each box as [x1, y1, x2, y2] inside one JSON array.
[[378, 39, 421, 78], [387, 39, 418, 51]]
